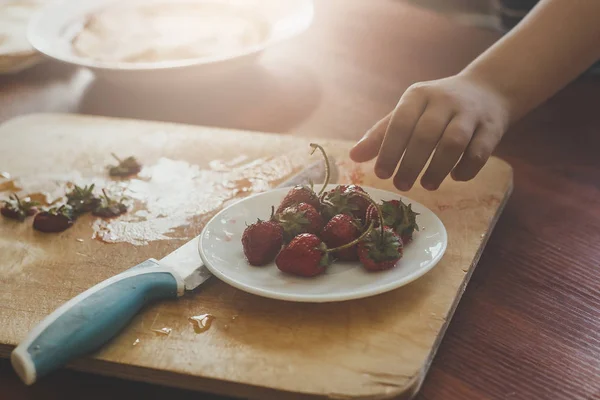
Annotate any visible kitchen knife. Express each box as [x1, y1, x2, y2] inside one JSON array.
[[11, 157, 338, 385]]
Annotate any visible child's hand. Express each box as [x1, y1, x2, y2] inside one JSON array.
[[350, 74, 510, 191]]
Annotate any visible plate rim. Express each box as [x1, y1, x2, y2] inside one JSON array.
[[198, 185, 448, 303]]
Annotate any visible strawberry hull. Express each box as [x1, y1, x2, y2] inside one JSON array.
[[357, 227, 403, 272], [276, 202, 324, 243], [358, 244, 400, 271]]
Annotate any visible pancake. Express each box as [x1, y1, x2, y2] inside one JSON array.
[[71, 2, 269, 63]]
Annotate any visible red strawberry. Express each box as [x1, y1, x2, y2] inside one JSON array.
[[276, 225, 374, 277], [1, 194, 38, 222], [276, 202, 323, 242], [66, 184, 100, 214], [0, 207, 21, 220], [276, 233, 329, 277], [321, 214, 361, 261], [358, 226, 403, 271], [397, 202, 419, 243], [321, 184, 370, 222], [108, 153, 142, 177], [33, 205, 76, 233], [345, 190, 404, 271], [276, 185, 320, 214], [343, 185, 370, 219], [242, 214, 283, 266], [366, 200, 419, 243]]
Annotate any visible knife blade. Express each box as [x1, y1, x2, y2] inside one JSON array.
[[11, 156, 337, 385], [160, 155, 338, 293]]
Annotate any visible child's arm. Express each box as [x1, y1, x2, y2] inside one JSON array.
[[350, 0, 600, 191]]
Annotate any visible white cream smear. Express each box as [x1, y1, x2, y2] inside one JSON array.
[[71, 2, 268, 63]]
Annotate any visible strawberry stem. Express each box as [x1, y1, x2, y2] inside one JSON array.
[[326, 221, 374, 253], [309, 143, 331, 196], [13, 193, 22, 208], [320, 197, 335, 208], [101, 189, 112, 203], [351, 191, 385, 242], [111, 153, 123, 164], [270, 205, 275, 220]]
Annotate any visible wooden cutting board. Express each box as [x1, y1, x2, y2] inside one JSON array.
[[0, 113, 513, 400]]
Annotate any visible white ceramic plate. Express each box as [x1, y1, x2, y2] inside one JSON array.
[[199, 185, 448, 303], [0, 1, 46, 74], [27, 0, 313, 84]]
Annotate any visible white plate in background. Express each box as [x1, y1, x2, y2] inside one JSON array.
[[0, 1, 46, 74], [28, 0, 314, 84]]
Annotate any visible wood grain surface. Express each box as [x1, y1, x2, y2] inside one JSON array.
[[0, 113, 512, 399], [0, 1, 599, 400]]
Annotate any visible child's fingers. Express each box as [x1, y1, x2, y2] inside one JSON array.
[[420, 115, 476, 190], [349, 113, 391, 163], [392, 105, 454, 191], [452, 122, 502, 181], [374, 93, 427, 179]]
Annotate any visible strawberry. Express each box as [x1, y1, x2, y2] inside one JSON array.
[[276, 185, 320, 214], [242, 208, 284, 266], [321, 214, 361, 261], [344, 190, 403, 271], [276, 143, 332, 214], [276, 224, 374, 277], [397, 202, 419, 244], [1, 194, 38, 222], [366, 199, 419, 243], [92, 189, 128, 218], [275, 233, 329, 277], [108, 153, 142, 177], [66, 184, 100, 214], [358, 226, 403, 271], [343, 185, 370, 219], [321, 184, 370, 222], [276, 202, 323, 242], [33, 205, 76, 233], [0, 207, 21, 221]]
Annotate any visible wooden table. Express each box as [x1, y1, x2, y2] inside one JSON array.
[[1, 1, 599, 399]]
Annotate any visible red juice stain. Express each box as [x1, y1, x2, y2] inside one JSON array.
[[350, 166, 365, 185], [0, 180, 21, 192], [25, 192, 53, 206]]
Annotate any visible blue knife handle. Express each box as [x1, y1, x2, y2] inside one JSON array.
[[10, 259, 183, 385]]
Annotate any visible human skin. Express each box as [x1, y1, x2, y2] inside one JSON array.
[[350, 0, 600, 191]]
